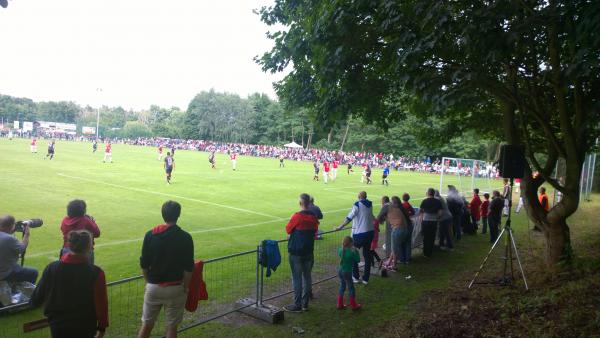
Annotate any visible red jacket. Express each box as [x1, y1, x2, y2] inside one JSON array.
[[61, 216, 101, 248], [470, 195, 482, 221], [480, 200, 490, 218], [402, 202, 415, 217], [185, 261, 208, 312]]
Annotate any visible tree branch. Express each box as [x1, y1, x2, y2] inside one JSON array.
[[519, 115, 565, 193], [547, 19, 579, 161]]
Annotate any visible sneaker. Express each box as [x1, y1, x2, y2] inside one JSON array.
[[352, 277, 360, 284], [283, 304, 302, 313], [301, 305, 308, 311], [361, 280, 369, 285]]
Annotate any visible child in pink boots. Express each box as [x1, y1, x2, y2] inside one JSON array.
[[337, 236, 362, 310]]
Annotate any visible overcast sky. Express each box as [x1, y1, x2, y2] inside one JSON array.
[[0, 0, 284, 110]]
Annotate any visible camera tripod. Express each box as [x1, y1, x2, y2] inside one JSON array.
[[468, 178, 529, 290]]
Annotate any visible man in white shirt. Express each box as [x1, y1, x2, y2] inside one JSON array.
[[336, 191, 375, 284]]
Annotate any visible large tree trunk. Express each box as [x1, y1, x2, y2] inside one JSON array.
[[520, 159, 580, 267], [500, 97, 579, 267], [544, 219, 571, 265]]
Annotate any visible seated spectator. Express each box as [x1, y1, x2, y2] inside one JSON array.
[[0, 215, 38, 284], [60, 199, 101, 264], [30, 230, 108, 338]]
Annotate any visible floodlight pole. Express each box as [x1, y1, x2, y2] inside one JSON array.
[[96, 88, 102, 140]]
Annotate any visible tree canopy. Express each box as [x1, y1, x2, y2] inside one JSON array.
[[257, 0, 600, 265]]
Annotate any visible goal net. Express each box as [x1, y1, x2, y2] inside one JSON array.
[[439, 157, 496, 196]]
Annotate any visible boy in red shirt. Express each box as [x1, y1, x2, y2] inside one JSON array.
[[470, 189, 482, 232], [401, 193, 416, 217], [480, 193, 490, 234]]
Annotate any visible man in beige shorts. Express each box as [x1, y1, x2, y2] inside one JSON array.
[[138, 201, 194, 338]]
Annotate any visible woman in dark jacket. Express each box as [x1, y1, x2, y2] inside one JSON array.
[[31, 230, 108, 338]]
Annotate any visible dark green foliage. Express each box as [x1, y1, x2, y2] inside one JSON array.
[[257, 0, 600, 264]]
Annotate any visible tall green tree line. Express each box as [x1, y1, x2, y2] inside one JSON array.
[[0, 91, 494, 159]]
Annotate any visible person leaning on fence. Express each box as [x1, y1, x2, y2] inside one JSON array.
[[0, 215, 38, 284], [336, 191, 375, 285], [284, 193, 319, 313], [60, 199, 101, 264], [379, 196, 392, 259], [30, 230, 108, 338], [138, 200, 194, 338], [377, 196, 411, 270], [419, 188, 443, 258], [337, 236, 362, 310], [308, 196, 323, 221]]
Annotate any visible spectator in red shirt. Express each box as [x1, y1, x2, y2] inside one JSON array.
[[284, 193, 319, 312], [469, 189, 482, 232], [480, 193, 490, 234], [60, 200, 101, 264], [401, 193, 415, 217]]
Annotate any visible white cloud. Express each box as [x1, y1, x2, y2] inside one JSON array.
[[0, 0, 284, 110]]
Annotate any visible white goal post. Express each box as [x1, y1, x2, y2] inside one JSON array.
[[439, 157, 496, 196]]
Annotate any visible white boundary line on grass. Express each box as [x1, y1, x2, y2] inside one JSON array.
[[27, 208, 351, 259], [57, 173, 281, 220]]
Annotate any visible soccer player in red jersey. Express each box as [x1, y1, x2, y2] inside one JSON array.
[[158, 145, 164, 161], [230, 152, 237, 171], [30, 138, 37, 153], [103, 143, 112, 163], [323, 160, 331, 183], [332, 159, 339, 181]]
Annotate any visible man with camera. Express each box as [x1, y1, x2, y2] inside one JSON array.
[[0, 215, 38, 284]]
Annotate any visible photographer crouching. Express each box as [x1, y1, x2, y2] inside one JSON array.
[[0, 215, 38, 284]]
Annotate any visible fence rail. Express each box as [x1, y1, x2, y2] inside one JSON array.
[[1, 218, 424, 338]]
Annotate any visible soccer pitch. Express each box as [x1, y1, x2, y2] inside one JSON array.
[[0, 138, 502, 282]]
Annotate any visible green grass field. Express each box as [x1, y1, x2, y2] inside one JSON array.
[[1, 137, 504, 282], [0, 137, 508, 337]]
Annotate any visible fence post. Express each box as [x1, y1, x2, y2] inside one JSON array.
[[256, 244, 261, 306], [259, 244, 265, 306]]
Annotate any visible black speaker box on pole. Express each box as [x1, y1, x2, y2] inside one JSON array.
[[498, 145, 525, 179]]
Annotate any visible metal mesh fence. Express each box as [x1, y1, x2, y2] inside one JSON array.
[[0, 222, 426, 338], [259, 228, 350, 304], [0, 249, 258, 338]]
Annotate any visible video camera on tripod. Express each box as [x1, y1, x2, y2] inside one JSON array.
[[14, 219, 43, 233]]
